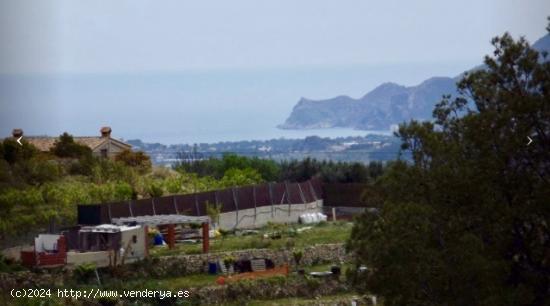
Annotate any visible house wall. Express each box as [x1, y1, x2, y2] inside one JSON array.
[[120, 227, 147, 263], [67, 251, 111, 267], [35, 234, 61, 253], [66, 227, 146, 267], [92, 139, 129, 159], [217, 200, 322, 230]]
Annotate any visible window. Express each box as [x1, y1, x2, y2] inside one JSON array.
[[100, 148, 108, 158]]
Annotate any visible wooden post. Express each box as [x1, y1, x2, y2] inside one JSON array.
[[144, 226, 149, 258], [252, 185, 257, 223], [332, 207, 336, 222], [268, 183, 274, 218], [285, 181, 290, 216], [202, 222, 209, 253], [167, 224, 176, 249]]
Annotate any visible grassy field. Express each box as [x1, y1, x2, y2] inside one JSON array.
[[150, 221, 353, 256]]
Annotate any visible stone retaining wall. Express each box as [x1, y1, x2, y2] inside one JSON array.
[[153, 243, 348, 275], [0, 243, 349, 291]]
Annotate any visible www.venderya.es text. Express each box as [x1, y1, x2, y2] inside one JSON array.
[[11, 288, 190, 300]]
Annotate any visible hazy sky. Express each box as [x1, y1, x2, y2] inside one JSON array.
[[0, 1, 549, 144], [1, 0, 549, 75]]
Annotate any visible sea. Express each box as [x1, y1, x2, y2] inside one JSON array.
[[0, 61, 476, 144]]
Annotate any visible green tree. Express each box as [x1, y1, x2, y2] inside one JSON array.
[[219, 167, 263, 187], [114, 149, 152, 174], [51, 132, 92, 158], [347, 30, 550, 305], [2, 138, 38, 164]]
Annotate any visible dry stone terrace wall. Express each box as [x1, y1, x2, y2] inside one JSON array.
[[0, 244, 348, 291], [153, 243, 348, 275]]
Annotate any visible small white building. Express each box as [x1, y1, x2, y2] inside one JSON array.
[[66, 224, 147, 268]]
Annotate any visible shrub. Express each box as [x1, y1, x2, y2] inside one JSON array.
[[292, 249, 304, 267], [74, 263, 97, 284], [115, 149, 152, 174], [51, 133, 92, 159]]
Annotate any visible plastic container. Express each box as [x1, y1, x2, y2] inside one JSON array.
[[208, 262, 218, 274]]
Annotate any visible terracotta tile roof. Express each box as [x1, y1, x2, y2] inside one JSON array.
[[22, 136, 130, 152], [24, 137, 58, 152], [74, 137, 109, 150]]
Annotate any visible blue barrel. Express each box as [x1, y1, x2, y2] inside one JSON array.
[[208, 262, 218, 274], [154, 233, 164, 245]]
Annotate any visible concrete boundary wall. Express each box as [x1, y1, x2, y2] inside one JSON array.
[[218, 200, 323, 230], [77, 179, 325, 226]]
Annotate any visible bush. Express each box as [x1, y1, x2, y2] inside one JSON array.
[[0, 254, 24, 273], [2, 138, 38, 164], [248, 237, 272, 249], [146, 181, 164, 197], [74, 263, 97, 284], [115, 149, 152, 174], [292, 248, 304, 266], [51, 133, 92, 159]]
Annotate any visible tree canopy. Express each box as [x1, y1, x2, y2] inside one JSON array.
[[347, 31, 549, 305], [51, 132, 92, 159]]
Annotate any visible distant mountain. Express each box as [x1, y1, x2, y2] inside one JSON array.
[[279, 77, 456, 130], [533, 32, 550, 51], [279, 33, 550, 131]]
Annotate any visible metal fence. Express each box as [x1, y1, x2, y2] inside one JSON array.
[[78, 179, 324, 225], [321, 183, 368, 207]]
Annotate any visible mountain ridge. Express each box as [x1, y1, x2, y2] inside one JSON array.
[[279, 33, 550, 131]]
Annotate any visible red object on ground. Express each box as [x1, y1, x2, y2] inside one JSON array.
[[20, 251, 36, 267], [222, 265, 290, 283], [202, 222, 209, 253], [216, 276, 226, 285]]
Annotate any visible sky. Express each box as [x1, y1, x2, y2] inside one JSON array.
[[0, 1, 549, 143], [1, 0, 548, 75]]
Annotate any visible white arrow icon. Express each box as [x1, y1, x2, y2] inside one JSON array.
[[16, 136, 22, 146], [527, 136, 533, 146]]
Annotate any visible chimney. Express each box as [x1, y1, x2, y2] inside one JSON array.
[[12, 128, 23, 138], [100, 126, 112, 138]]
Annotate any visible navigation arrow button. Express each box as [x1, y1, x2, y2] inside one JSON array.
[[16, 136, 23, 146], [526, 136, 533, 146]]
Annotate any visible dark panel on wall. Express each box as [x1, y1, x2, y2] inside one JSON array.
[[299, 182, 314, 203], [109, 201, 131, 218], [310, 178, 323, 200], [322, 183, 368, 207], [271, 183, 287, 204], [77, 205, 102, 225], [132, 198, 154, 216], [287, 183, 304, 204], [175, 194, 197, 215], [254, 183, 271, 207], [217, 188, 236, 213], [236, 186, 255, 210], [196, 191, 216, 216], [154, 196, 177, 215]]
